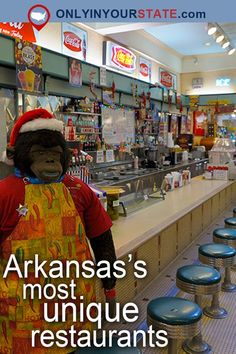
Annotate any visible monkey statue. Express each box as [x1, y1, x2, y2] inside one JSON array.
[[0, 108, 117, 353]]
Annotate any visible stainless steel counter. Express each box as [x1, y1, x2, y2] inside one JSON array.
[[94, 159, 208, 194]]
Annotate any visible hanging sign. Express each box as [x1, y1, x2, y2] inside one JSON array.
[[139, 57, 151, 82], [103, 41, 136, 73], [159, 68, 177, 90], [100, 67, 107, 86], [15, 39, 42, 93], [0, 22, 36, 42], [176, 93, 182, 109], [62, 23, 87, 61], [189, 95, 199, 110]]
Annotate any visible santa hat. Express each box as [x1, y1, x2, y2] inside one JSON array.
[[1, 108, 64, 165]]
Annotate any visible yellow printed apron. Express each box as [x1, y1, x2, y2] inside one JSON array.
[[0, 182, 95, 354]]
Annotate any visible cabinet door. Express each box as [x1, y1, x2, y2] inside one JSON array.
[[177, 213, 192, 253], [159, 224, 177, 270], [191, 206, 203, 240], [203, 199, 212, 229]]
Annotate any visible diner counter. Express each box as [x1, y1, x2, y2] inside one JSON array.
[[112, 176, 235, 258]]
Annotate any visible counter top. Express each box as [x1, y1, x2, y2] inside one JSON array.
[[112, 176, 232, 258]]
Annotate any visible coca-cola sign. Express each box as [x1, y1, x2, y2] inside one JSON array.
[[139, 57, 151, 82], [159, 68, 177, 90], [62, 23, 87, 61], [160, 71, 172, 88], [140, 63, 148, 77], [63, 31, 81, 52]]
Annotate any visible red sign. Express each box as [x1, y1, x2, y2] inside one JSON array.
[[160, 71, 173, 88], [63, 31, 81, 52], [0, 22, 36, 42], [111, 45, 136, 70], [140, 63, 148, 77]]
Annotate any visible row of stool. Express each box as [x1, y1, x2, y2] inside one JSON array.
[[76, 215, 236, 353], [147, 212, 236, 354]]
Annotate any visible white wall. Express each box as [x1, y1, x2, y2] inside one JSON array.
[[182, 53, 236, 73], [181, 68, 236, 95], [34, 23, 181, 89]]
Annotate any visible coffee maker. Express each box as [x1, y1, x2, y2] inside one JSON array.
[[144, 145, 169, 168]]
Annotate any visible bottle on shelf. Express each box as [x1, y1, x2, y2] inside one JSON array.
[[65, 117, 75, 141], [134, 156, 139, 170], [96, 136, 101, 150]]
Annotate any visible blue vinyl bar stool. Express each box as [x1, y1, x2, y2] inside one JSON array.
[[199, 243, 236, 293], [224, 217, 236, 229], [213, 228, 236, 249], [233, 208, 236, 217], [176, 264, 225, 319], [147, 297, 211, 354]]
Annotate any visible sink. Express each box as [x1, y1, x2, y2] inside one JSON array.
[[120, 169, 148, 176]]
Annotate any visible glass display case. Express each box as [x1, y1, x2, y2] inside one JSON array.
[[209, 138, 236, 165]]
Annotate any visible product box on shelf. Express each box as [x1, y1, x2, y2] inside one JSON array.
[[205, 165, 229, 180]]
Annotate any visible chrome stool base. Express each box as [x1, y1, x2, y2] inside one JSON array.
[[222, 282, 236, 292], [203, 305, 228, 319], [183, 335, 212, 354]]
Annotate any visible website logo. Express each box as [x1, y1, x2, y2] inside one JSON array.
[[28, 4, 50, 31]]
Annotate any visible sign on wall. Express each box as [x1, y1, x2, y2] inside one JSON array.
[[15, 39, 42, 93], [139, 57, 151, 82], [192, 77, 204, 89], [216, 78, 231, 87], [0, 22, 36, 42], [159, 67, 177, 90], [102, 107, 135, 144], [103, 41, 136, 73], [62, 23, 87, 61]]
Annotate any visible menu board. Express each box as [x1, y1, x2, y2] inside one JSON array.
[[102, 107, 135, 145]]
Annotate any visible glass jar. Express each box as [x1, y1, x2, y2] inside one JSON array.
[[107, 192, 120, 220]]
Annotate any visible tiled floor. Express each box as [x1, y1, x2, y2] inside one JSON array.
[[104, 204, 236, 354]]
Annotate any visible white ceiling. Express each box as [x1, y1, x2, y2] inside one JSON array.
[[145, 23, 236, 55], [86, 22, 236, 57]]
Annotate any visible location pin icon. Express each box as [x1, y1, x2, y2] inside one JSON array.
[[28, 4, 50, 31]]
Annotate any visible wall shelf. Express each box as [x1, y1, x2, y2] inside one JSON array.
[[56, 111, 101, 116]]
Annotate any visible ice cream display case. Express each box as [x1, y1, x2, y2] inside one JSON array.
[[208, 138, 236, 165]]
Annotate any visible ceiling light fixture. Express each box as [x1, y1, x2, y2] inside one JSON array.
[[207, 23, 217, 35], [228, 47, 236, 55], [215, 32, 224, 43], [206, 23, 235, 55], [222, 40, 230, 49]]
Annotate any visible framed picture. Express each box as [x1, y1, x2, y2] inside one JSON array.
[[69, 58, 82, 87]]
